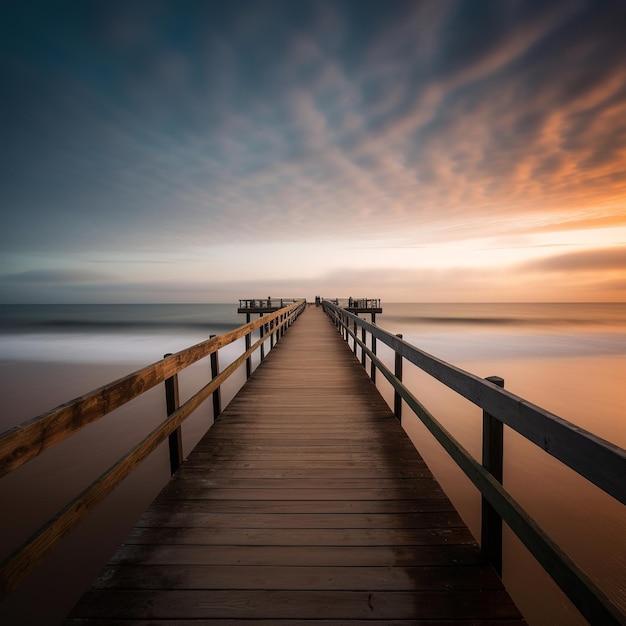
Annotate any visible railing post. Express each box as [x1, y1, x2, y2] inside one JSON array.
[[361, 324, 366, 367], [482, 375, 505, 576], [245, 313, 251, 378], [259, 315, 265, 361], [371, 312, 377, 383], [209, 336, 221, 419], [163, 353, 183, 474], [353, 319, 357, 355], [394, 335, 403, 420]]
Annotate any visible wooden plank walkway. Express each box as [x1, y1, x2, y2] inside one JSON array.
[[66, 306, 525, 624]]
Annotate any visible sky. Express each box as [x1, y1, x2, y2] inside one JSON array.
[[1, 0, 625, 304]]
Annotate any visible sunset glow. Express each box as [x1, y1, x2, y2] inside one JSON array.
[[2, 1, 625, 303]]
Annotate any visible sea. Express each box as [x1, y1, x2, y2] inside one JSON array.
[[0, 302, 624, 625]]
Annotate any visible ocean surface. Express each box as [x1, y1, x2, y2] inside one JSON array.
[[0, 302, 624, 625]]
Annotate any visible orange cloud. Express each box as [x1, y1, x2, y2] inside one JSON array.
[[523, 246, 626, 272]]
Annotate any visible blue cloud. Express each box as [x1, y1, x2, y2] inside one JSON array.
[[1, 269, 111, 284]]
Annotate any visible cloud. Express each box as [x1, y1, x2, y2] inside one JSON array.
[[0, 268, 117, 302], [335, 0, 626, 229], [523, 247, 626, 272], [1, 269, 112, 284], [2, 1, 626, 303], [599, 278, 626, 292]]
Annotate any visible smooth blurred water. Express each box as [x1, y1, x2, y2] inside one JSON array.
[[1, 302, 624, 625], [0, 303, 240, 365]]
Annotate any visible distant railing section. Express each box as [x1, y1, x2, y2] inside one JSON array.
[[238, 297, 303, 310], [322, 299, 626, 626], [323, 297, 381, 310], [0, 299, 306, 599]]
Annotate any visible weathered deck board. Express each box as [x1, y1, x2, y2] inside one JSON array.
[[66, 306, 525, 624]]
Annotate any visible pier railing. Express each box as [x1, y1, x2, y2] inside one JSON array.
[[324, 297, 381, 310], [0, 299, 306, 598], [238, 297, 302, 310], [322, 300, 626, 626]]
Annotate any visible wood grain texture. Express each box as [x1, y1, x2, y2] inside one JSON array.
[[66, 307, 525, 624]]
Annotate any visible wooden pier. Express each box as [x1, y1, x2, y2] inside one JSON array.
[[65, 306, 524, 623], [3, 299, 624, 625]]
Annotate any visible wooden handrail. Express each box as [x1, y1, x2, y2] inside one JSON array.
[[324, 302, 625, 504], [0, 301, 305, 479], [0, 300, 305, 597], [322, 300, 626, 626]]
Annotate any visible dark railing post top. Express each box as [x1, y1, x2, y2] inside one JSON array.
[[486, 375, 505, 388]]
